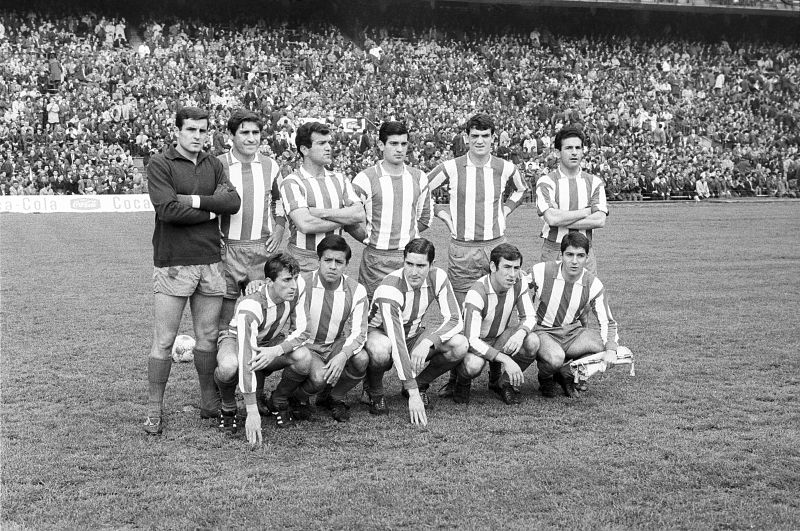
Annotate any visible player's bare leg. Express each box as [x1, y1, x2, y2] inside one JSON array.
[[189, 293, 223, 418], [145, 293, 187, 434]]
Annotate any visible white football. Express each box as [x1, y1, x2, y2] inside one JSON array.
[[172, 334, 196, 363]]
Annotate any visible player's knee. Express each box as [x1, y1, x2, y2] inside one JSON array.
[[462, 353, 485, 379], [215, 356, 238, 382], [537, 352, 565, 370], [446, 334, 469, 360], [306, 368, 327, 394], [349, 350, 369, 375], [151, 334, 176, 358], [289, 347, 312, 373], [366, 335, 392, 366], [520, 333, 540, 360]]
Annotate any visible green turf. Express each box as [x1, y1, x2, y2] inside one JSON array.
[[2, 202, 799, 529]]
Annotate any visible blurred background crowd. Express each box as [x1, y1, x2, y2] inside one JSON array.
[[1, 1, 798, 200]]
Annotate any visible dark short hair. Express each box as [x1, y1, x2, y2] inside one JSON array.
[[378, 121, 409, 144], [465, 114, 495, 135], [316, 234, 351, 262], [264, 252, 300, 281], [490, 243, 523, 267], [227, 108, 263, 135], [175, 107, 210, 129], [560, 232, 591, 254], [404, 238, 435, 264], [295, 121, 330, 157], [554, 125, 586, 150]]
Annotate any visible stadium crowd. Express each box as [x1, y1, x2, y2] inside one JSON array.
[[1, 8, 799, 200]]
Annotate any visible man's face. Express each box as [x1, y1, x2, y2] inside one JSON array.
[[379, 133, 408, 165], [403, 252, 431, 289], [559, 136, 584, 171], [467, 128, 493, 158], [232, 120, 261, 157], [490, 257, 521, 292], [561, 245, 588, 278], [318, 249, 348, 285], [176, 118, 208, 155], [268, 269, 298, 303], [303, 132, 332, 166]]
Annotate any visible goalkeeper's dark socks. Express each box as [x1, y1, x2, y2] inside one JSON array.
[[417, 353, 461, 388], [147, 357, 172, 418], [271, 367, 306, 408], [194, 348, 220, 413]]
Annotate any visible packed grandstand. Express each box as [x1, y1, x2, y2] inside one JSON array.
[[0, 1, 798, 201]]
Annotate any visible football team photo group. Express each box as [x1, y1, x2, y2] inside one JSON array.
[[145, 107, 634, 448]]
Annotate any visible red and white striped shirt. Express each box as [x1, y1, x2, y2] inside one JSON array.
[[463, 274, 536, 361], [218, 151, 285, 241], [529, 261, 619, 351], [426, 154, 527, 241], [295, 270, 368, 359], [280, 167, 361, 251], [535, 169, 608, 243], [228, 286, 308, 396], [369, 266, 463, 389], [352, 162, 433, 250]]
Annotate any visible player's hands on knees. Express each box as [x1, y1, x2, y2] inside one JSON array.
[[502, 357, 524, 387], [406, 388, 428, 427], [245, 411, 262, 449], [244, 280, 265, 295], [324, 352, 348, 385], [250, 345, 282, 372], [503, 330, 526, 356], [410, 339, 432, 375]]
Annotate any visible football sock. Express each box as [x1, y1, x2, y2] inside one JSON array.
[[417, 353, 461, 389], [365, 364, 388, 398], [147, 357, 172, 418], [213, 370, 237, 412], [271, 367, 306, 408], [537, 359, 556, 380], [455, 362, 473, 382], [488, 360, 502, 386], [193, 348, 220, 414], [255, 369, 267, 398], [330, 365, 366, 402]]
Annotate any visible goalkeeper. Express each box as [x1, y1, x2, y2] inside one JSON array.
[[529, 232, 620, 398]]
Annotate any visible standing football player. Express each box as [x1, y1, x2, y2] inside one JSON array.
[[144, 107, 241, 435]]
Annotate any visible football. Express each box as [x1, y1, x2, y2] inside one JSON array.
[[171, 334, 196, 363]]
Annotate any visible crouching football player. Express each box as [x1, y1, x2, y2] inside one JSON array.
[[214, 253, 313, 447], [363, 238, 469, 426], [294, 235, 369, 423], [456, 243, 539, 405], [530, 232, 619, 398]]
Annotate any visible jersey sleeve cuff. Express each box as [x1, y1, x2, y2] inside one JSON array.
[[191, 195, 201, 209]]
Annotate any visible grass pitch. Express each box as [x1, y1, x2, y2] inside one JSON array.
[[2, 201, 799, 529]]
